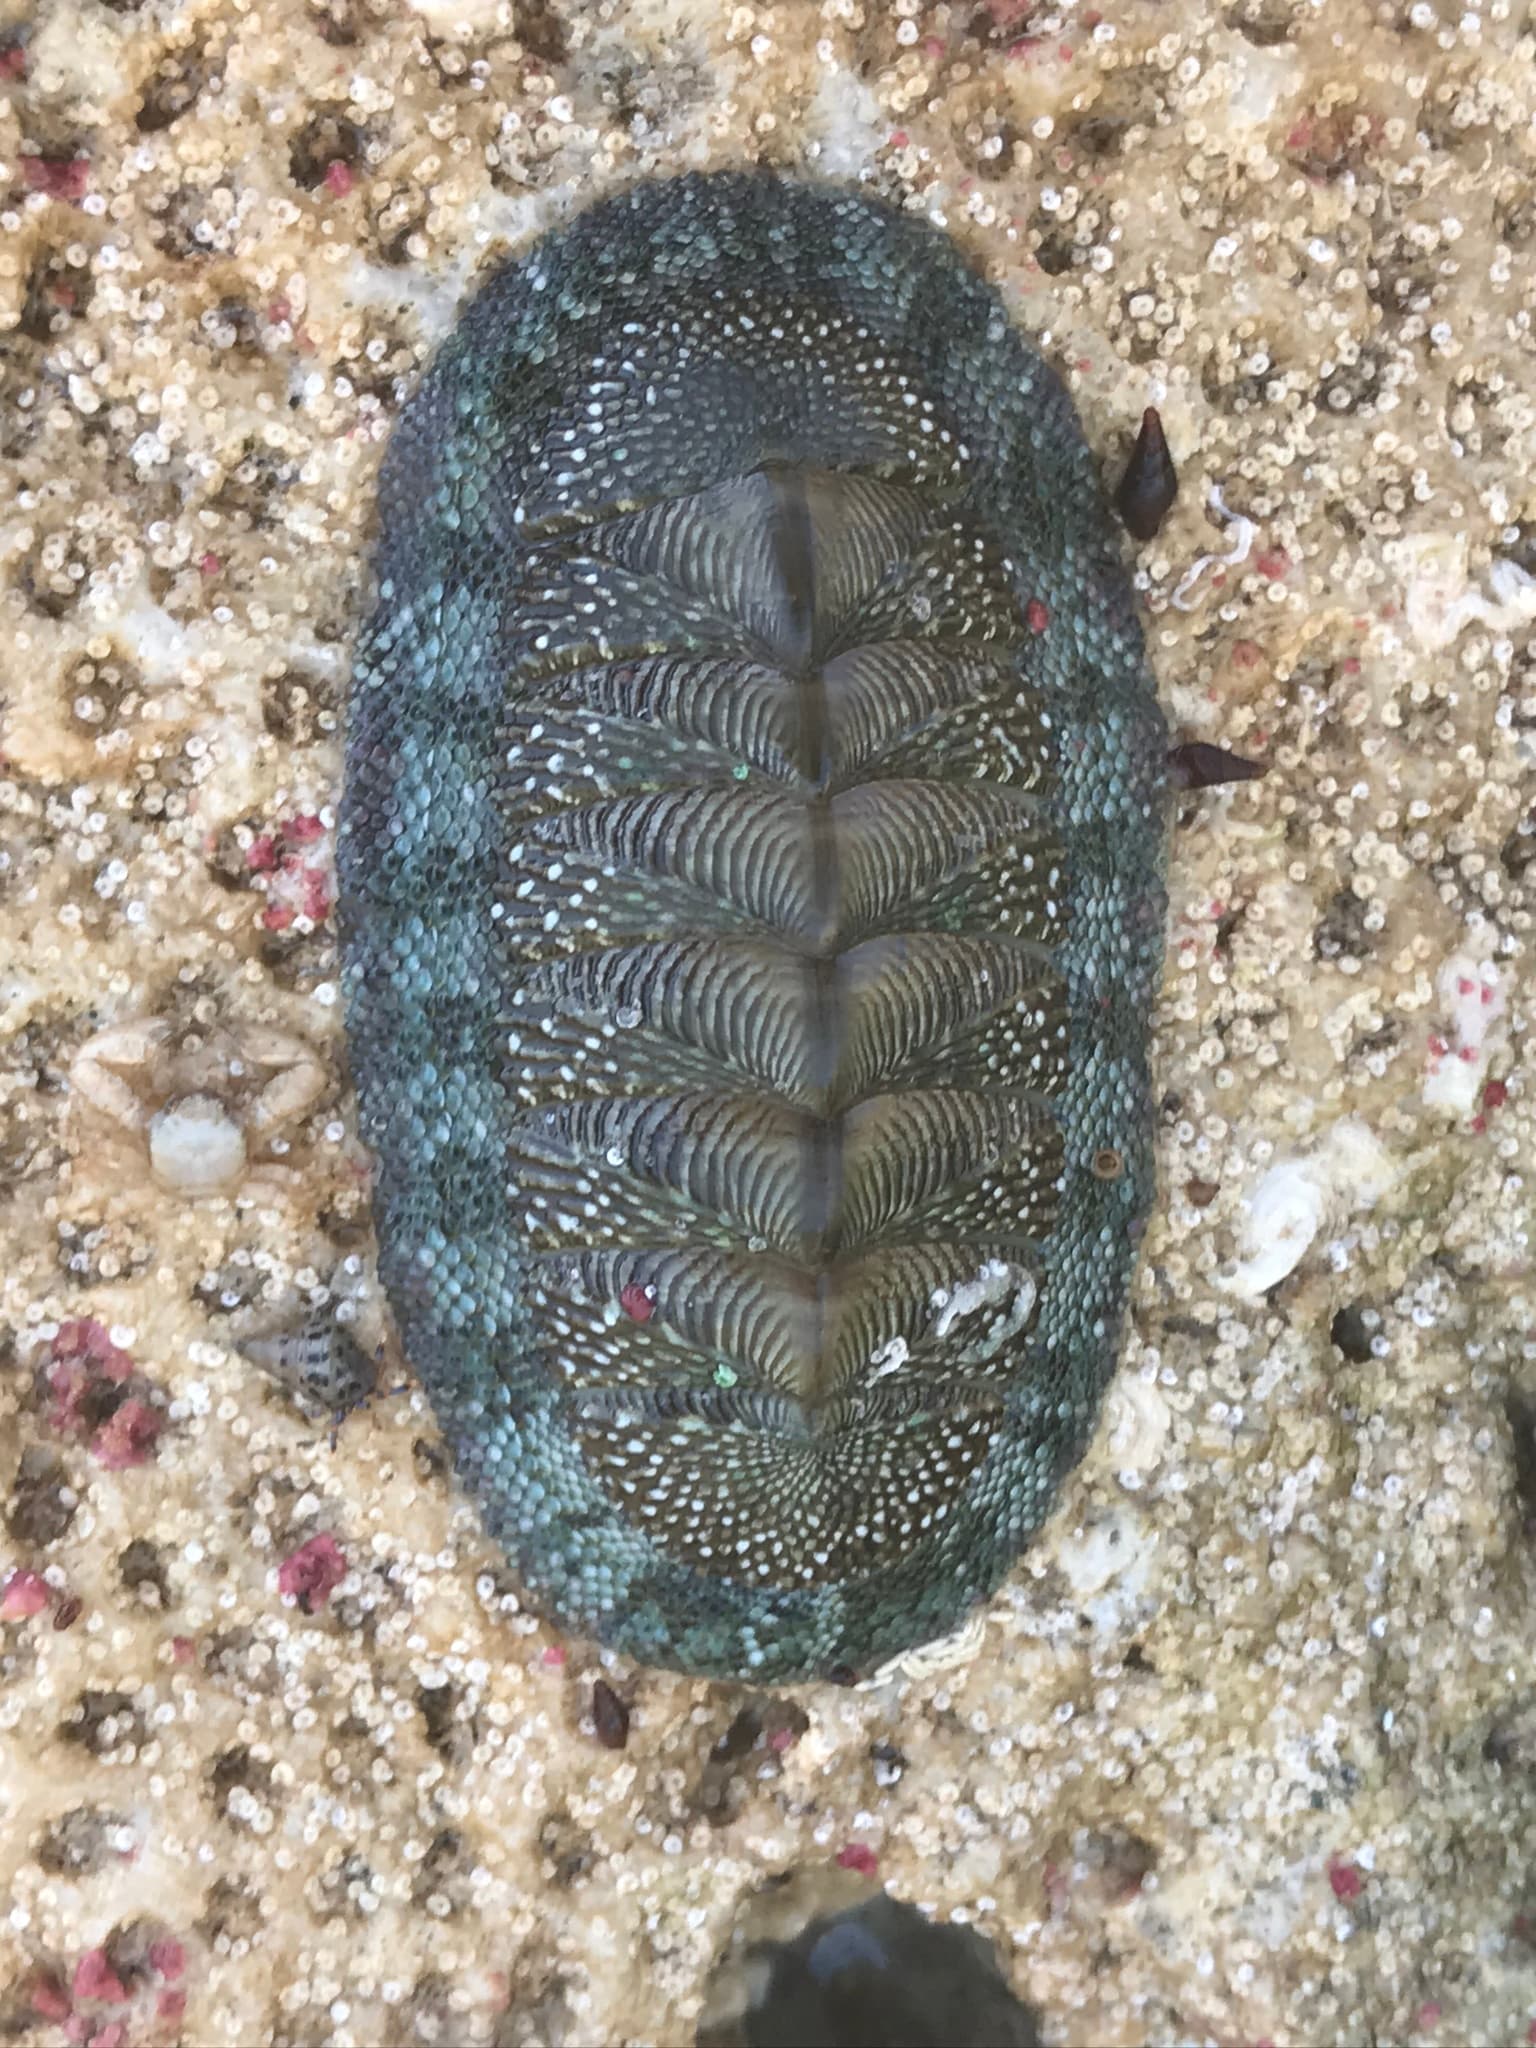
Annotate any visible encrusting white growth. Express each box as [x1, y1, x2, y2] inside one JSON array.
[[1422, 953, 1507, 1118], [1223, 1118, 1397, 1300], [1168, 482, 1257, 611], [1386, 532, 1536, 651]]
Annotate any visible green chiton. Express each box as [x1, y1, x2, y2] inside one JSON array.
[[338, 170, 1168, 1682]]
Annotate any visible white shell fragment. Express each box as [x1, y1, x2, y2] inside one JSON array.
[[1223, 1118, 1397, 1300]]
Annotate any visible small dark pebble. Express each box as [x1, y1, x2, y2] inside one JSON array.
[[1330, 1304, 1375, 1364], [1167, 741, 1266, 791], [1115, 405, 1178, 540], [1185, 1177, 1221, 1208], [592, 1678, 630, 1750], [416, 1678, 470, 1763], [37, 1804, 131, 1876], [411, 1434, 452, 1484], [118, 1537, 172, 1608], [53, 1595, 83, 1630], [825, 1662, 859, 1688]]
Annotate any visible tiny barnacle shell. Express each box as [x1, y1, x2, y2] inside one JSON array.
[[148, 1096, 248, 1194]]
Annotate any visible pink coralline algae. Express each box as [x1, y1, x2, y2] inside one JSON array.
[[147, 1938, 185, 1982], [20, 154, 89, 201], [30, 1927, 189, 2043], [28, 1976, 71, 2023], [249, 814, 335, 933], [277, 1532, 348, 1612], [45, 1322, 164, 1468], [91, 1398, 162, 1471], [835, 1843, 879, 1877], [1, 1569, 51, 1619], [1327, 1855, 1364, 1902], [71, 1950, 129, 2006], [50, 1318, 134, 1390]]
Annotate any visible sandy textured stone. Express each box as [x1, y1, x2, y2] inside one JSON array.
[[0, 0, 1533, 2043]]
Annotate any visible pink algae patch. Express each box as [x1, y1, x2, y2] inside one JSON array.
[[277, 1532, 347, 1612], [52, 1318, 134, 1384], [2, 1569, 50, 1619], [72, 1950, 128, 2005], [250, 814, 334, 931], [91, 1397, 162, 1470], [148, 1938, 185, 1982], [1327, 1855, 1363, 1901], [44, 1322, 163, 1468], [835, 1843, 878, 1877], [29, 1975, 71, 2022], [20, 154, 89, 200]]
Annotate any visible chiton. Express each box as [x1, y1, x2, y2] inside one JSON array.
[[338, 170, 1168, 1682]]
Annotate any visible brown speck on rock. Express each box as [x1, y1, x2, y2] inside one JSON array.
[[1505, 1389, 1536, 1540], [36, 1804, 132, 1875], [412, 1434, 452, 1483], [410, 1827, 473, 1915], [208, 1743, 279, 1824], [135, 45, 215, 133], [1314, 887, 1373, 963], [288, 112, 365, 192], [118, 1537, 173, 1608], [417, 1677, 476, 1765], [537, 1810, 596, 1888], [515, 0, 568, 65], [61, 1688, 145, 1758], [7, 1445, 77, 1547]]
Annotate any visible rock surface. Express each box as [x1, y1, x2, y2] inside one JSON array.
[[0, 0, 1533, 2042]]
